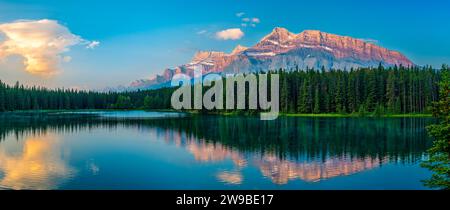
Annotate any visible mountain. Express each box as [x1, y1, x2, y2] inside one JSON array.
[[128, 27, 414, 90]]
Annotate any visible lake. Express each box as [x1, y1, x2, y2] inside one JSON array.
[[0, 111, 434, 190]]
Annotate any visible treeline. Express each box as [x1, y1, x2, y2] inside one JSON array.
[[127, 65, 442, 115], [0, 65, 445, 114], [0, 81, 117, 111], [278, 65, 442, 114], [0, 79, 175, 111], [137, 65, 443, 115]]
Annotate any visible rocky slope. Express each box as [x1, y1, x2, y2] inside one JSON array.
[[129, 27, 414, 90]]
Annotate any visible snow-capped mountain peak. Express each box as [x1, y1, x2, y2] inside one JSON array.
[[126, 27, 414, 90]]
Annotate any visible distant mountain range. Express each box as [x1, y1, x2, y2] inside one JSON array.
[[121, 27, 414, 91]]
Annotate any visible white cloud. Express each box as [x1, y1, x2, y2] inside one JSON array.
[[250, 24, 256, 27], [242, 18, 250, 22], [0, 19, 98, 76], [215, 28, 244, 40], [86, 40, 100, 49], [196, 30, 207, 35], [241, 23, 248, 27], [251, 18, 260, 23], [236, 12, 245, 17]]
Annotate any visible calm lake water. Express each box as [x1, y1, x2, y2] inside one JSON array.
[[0, 111, 434, 190]]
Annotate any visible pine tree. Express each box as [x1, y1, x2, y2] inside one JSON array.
[[143, 96, 152, 109], [313, 86, 320, 114], [421, 64, 450, 189], [386, 70, 397, 113], [347, 70, 356, 113], [280, 72, 289, 112], [335, 71, 345, 113], [298, 78, 311, 113], [366, 70, 377, 112]]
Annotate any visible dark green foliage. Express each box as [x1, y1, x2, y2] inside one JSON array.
[[0, 79, 177, 111], [113, 95, 132, 109], [276, 65, 440, 115], [0, 81, 119, 111], [421, 65, 450, 189], [0, 65, 444, 115]]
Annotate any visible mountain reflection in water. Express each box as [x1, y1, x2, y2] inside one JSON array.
[[0, 112, 433, 189]]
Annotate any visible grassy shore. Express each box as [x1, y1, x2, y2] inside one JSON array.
[[0, 109, 109, 114], [283, 113, 433, 118], [184, 110, 434, 118], [1, 109, 434, 118]]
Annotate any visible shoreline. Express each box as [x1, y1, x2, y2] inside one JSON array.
[[0, 109, 434, 118], [283, 113, 433, 118]]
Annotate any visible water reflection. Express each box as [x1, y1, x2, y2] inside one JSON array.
[[165, 136, 385, 184], [0, 112, 434, 189], [255, 155, 384, 184], [150, 116, 432, 185], [0, 134, 74, 189], [217, 171, 244, 185]]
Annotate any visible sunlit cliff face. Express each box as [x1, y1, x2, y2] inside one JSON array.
[[0, 134, 74, 189]]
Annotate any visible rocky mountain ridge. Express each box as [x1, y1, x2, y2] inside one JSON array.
[[129, 27, 414, 90]]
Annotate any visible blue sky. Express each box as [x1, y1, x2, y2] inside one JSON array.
[[0, 0, 449, 89]]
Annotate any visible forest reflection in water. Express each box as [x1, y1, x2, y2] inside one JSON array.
[[0, 112, 434, 189]]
